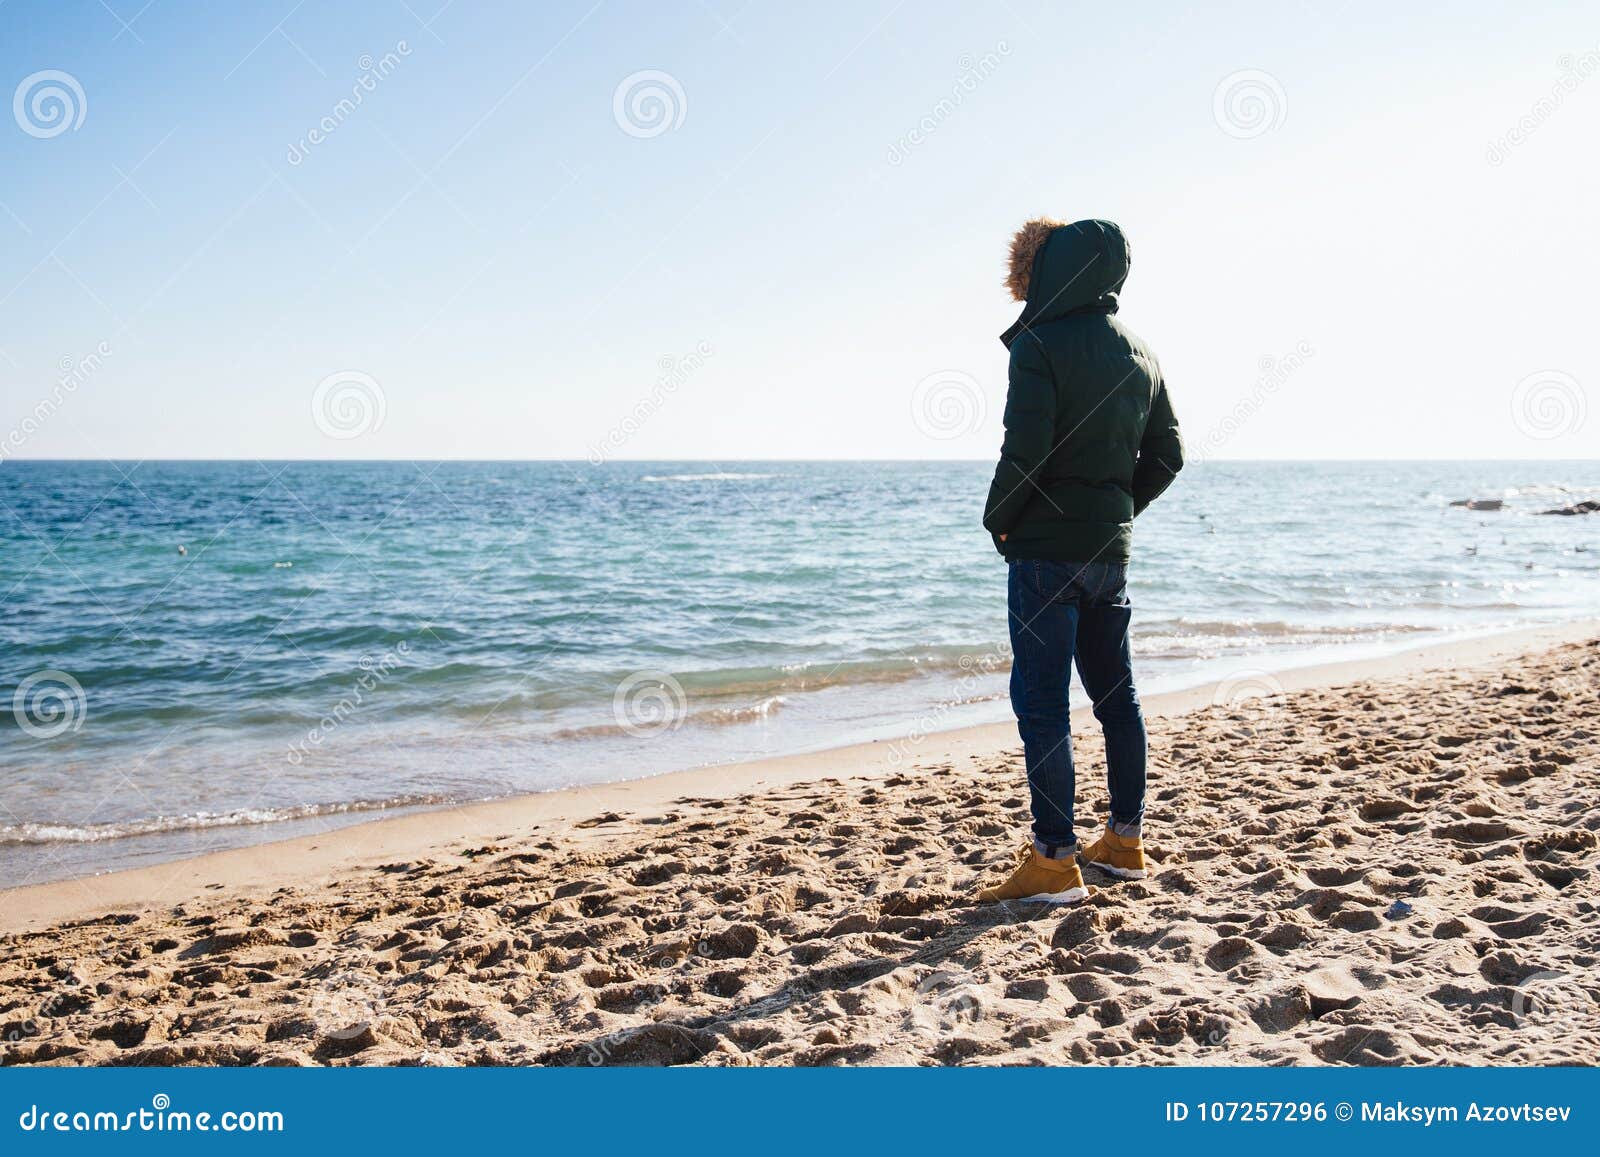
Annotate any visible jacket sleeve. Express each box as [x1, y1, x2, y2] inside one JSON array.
[[982, 333, 1056, 540], [1131, 375, 1183, 516]]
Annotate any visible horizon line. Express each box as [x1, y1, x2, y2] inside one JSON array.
[[2, 456, 1597, 466]]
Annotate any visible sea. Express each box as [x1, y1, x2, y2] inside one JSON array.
[[2, 460, 1597, 887]]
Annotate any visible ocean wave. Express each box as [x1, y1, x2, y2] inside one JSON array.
[[1146, 619, 1433, 640], [546, 694, 789, 740], [701, 694, 787, 725], [405, 627, 1454, 726], [0, 794, 453, 847], [638, 472, 776, 483], [672, 650, 1008, 700], [1502, 483, 1599, 499]]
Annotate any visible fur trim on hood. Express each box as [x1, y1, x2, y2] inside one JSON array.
[[1005, 217, 1064, 302]]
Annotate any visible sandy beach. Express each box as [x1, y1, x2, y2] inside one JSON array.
[[2, 622, 1596, 1067]]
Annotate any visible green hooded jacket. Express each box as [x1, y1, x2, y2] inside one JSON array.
[[982, 219, 1183, 563]]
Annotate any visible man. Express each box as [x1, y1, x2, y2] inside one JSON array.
[[977, 218, 1183, 904]]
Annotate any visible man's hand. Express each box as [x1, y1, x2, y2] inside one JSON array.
[[999, 534, 1007, 542]]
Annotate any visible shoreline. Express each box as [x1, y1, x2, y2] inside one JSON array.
[[3, 620, 1595, 1066], [4, 616, 1594, 935]]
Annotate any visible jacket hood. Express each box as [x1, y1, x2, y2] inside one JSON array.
[[1000, 219, 1130, 348]]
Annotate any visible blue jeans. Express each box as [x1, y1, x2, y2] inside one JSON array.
[[1007, 558, 1146, 854]]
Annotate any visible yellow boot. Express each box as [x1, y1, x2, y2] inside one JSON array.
[[976, 844, 1089, 904], [1080, 826, 1148, 879]]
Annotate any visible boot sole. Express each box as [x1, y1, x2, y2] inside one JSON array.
[[1015, 885, 1089, 904], [1085, 861, 1146, 879]]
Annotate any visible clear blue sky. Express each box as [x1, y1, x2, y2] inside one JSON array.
[[2, 0, 1596, 460]]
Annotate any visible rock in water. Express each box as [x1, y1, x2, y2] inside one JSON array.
[[1449, 498, 1505, 511], [1537, 500, 1600, 516]]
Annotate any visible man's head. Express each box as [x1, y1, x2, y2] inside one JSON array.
[[999, 218, 1131, 348]]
